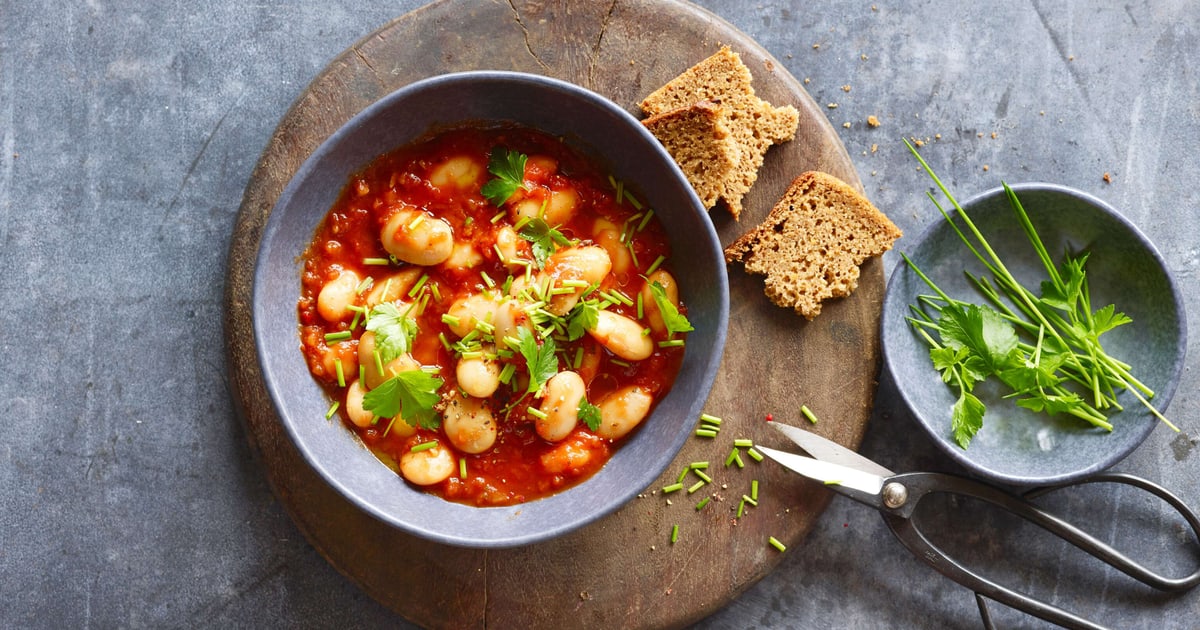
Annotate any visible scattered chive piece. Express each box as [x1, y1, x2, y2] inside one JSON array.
[[695, 428, 718, 438], [751, 480, 759, 501], [408, 274, 429, 298], [611, 358, 632, 368], [676, 467, 690, 484], [407, 215, 424, 230], [527, 407, 548, 420], [325, 331, 352, 343], [733, 452, 745, 469], [801, 405, 819, 425], [636, 209, 654, 231], [373, 348, 384, 379], [358, 364, 366, 384], [662, 482, 683, 494], [737, 498, 746, 518], [670, 524, 679, 544], [441, 313, 461, 328], [747, 447, 764, 462], [573, 346, 584, 369], [334, 359, 345, 387], [825, 479, 842, 486], [410, 440, 438, 453], [693, 469, 712, 484], [742, 495, 758, 507], [429, 282, 442, 302], [481, 271, 496, 289], [769, 537, 787, 552], [687, 480, 706, 494], [325, 401, 339, 419], [636, 292, 644, 319], [690, 461, 710, 470], [626, 192, 644, 210], [725, 448, 739, 467], [381, 416, 396, 437], [363, 257, 390, 266], [642, 327, 653, 337], [498, 363, 516, 384], [644, 254, 666, 276], [490, 210, 506, 224], [459, 457, 467, 479], [658, 339, 685, 348], [733, 438, 754, 448], [695, 497, 711, 511], [438, 332, 452, 352], [355, 276, 374, 295], [699, 413, 723, 425], [348, 310, 362, 331]]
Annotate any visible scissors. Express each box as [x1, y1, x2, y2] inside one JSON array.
[[759, 422, 1200, 630]]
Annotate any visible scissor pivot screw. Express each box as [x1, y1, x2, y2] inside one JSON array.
[[882, 482, 908, 508]]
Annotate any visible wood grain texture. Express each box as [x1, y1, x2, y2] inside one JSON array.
[[223, 1, 883, 627]]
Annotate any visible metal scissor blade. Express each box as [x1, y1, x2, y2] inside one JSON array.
[[770, 422, 896, 478], [758, 446, 886, 495]]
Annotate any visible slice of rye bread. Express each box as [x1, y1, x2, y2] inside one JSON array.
[[724, 171, 902, 320], [640, 46, 799, 219], [641, 100, 741, 211]]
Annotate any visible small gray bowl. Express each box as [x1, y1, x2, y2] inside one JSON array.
[[252, 72, 728, 547], [882, 183, 1185, 486]]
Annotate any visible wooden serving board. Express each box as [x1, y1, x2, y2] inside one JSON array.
[[224, 1, 883, 627]]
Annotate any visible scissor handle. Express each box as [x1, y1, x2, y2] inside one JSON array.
[[878, 471, 1200, 630]]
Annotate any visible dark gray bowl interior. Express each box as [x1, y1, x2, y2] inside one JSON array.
[[882, 183, 1185, 485], [252, 72, 728, 547]]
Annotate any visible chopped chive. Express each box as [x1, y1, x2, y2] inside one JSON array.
[[460, 350, 483, 360], [636, 208, 654, 231], [363, 257, 390, 266], [645, 254, 666, 276], [358, 364, 365, 384], [676, 467, 690, 484], [695, 497, 711, 511], [742, 494, 758, 507], [611, 290, 635, 307], [824, 479, 842, 486], [658, 339, 685, 348], [492, 243, 507, 263], [325, 401, 339, 419], [695, 428, 718, 438], [561, 279, 590, 289], [687, 480, 706, 494], [408, 274, 429, 298], [626, 193, 644, 211], [769, 537, 787, 552], [464, 216, 474, 227], [636, 292, 644, 319], [481, 271, 496, 289], [373, 348, 384, 379], [410, 440, 438, 453], [747, 447, 764, 462], [573, 346, 584, 369], [381, 416, 396, 437], [490, 210, 506, 223], [334, 359, 345, 388], [498, 363, 516, 384], [429, 282, 442, 302], [751, 480, 759, 501], [501, 274, 513, 294], [662, 482, 683, 494], [699, 413, 723, 425], [615, 179, 624, 204], [670, 524, 679, 544], [473, 319, 495, 334], [693, 469, 712, 484], [441, 313, 461, 328], [642, 327, 652, 337], [407, 215, 425, 230], [459, 457, 468, 479], [725, 448, 739, 467], [325, 331, 352, 343], [349, 310, 362, 331], [737, 498, 746, 518], [801, 404, 819, 424], [733, 438, 754, 448], [438, 332, 452, 352], [354, 276, 374, 295], [733, 452, 745, 469], [611, 358, 632, 368], [527, 407, 548, 420], [690, 461, 709, 470], [626, 240, 641, 268]]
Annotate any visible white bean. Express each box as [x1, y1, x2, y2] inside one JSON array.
[[640, 269, 680, 336], [359, 332, 421, 389], [593, 218, 633, 279], [495, 225, 531, 269], [442, 395, 497, 454], [456, 348, 501, 398], [380, 207, 454, 266], [317, 269, 361, 322], [343, 380, 375, 428], [540, 432, 600, 474], [587, 310, 654, 360], [543, 245, 612, 315], [594, 385, 653, 439], [491, 298, 533, 350], [544, 187, 579, 226], [442, 241, 482, 272], [399, 442, 456, 486], [536, 370, 585, 442], [365, 268, 422, 308], [429, 155, 484, 190], [446, 292, 502, 338], [318, 340, 357, 382]]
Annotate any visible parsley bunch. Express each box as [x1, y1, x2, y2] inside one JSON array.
[[903, 142, 1175, 448]]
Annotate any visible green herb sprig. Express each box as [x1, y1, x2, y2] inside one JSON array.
[[481, 147, 528, 207], [903, 141, 1175, 448]]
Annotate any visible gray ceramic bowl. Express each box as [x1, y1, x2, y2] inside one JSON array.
[[252, 72, 728, 547], [882, 183, 1185, 486]]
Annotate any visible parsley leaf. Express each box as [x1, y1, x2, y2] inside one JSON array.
[[519, 217, 572, 268], [480, 147, 528, 206], [648, 280, 694, 336], [514, 326, 558, 395], [937, 303, 1018, 374], [951, 390, 985, 449], [577, 398, 602, 432], [566, 300, 599, 341], [362, 370, 444, 430], [365, 302, 418, 364]]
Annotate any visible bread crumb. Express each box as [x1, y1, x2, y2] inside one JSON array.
[[1103, 172, 1112, 183], [867, 115, 880, 127], [842, 122, 851, 128], [1040, 110, 1046, 116], [871, 4, 878, 10], [841, 85, 851, 92], [765, 59, 775, 71], [804, 77, 811, 84], [813, 43, 821, 49], [991, 131, 998, 139], [871, 143, 878, 153], [860, 53, 869, 61], [1069, 55, 1075, 61], [934, 133, 941, 140], [977, 132, 984, 138], [983, 165, 990, 171], [913, 138, 925, 147], [827, 103, 838, 109]]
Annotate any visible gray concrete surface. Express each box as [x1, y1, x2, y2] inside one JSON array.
[[2, 1, 1197, 628]]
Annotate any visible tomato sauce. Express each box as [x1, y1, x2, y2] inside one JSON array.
[[297, 125, 688, 506]]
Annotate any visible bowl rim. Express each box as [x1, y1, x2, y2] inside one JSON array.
[[881, 181, 1186, 485], [251, 70, 729, 547]]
